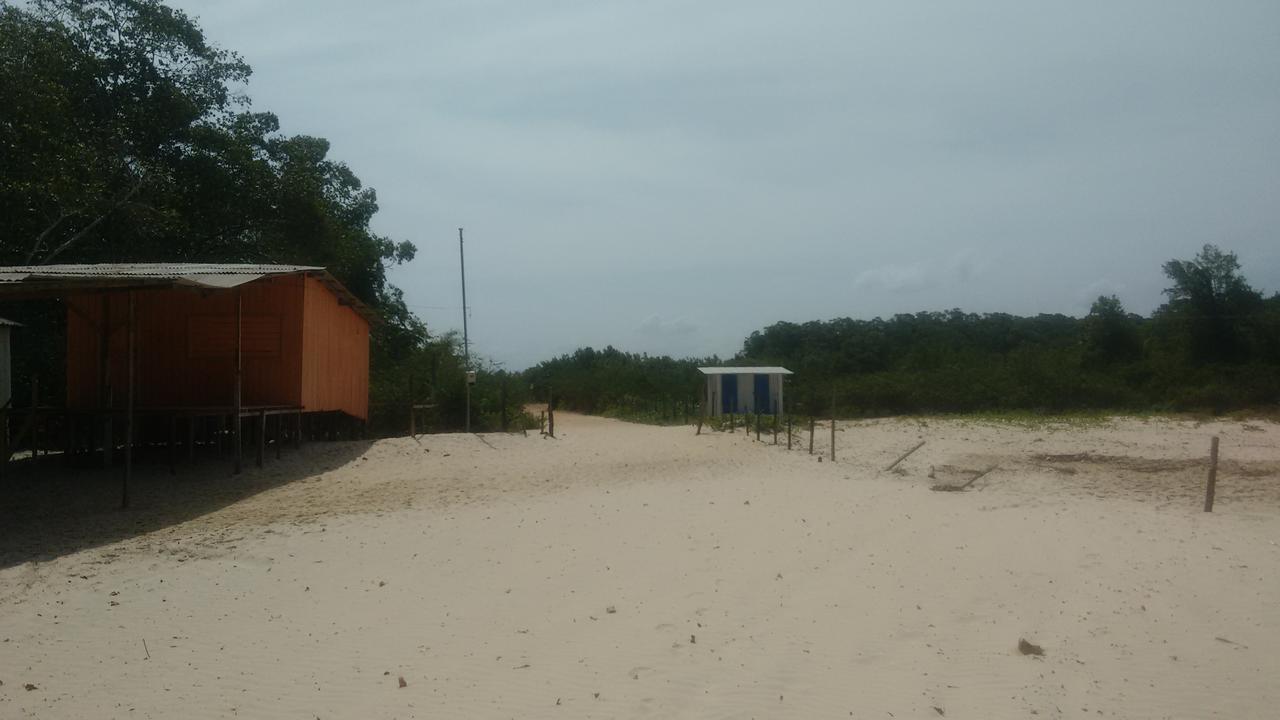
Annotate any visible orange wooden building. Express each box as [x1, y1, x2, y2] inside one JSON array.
[[0, 264, 376, 498], [58, 267, 371, 420]]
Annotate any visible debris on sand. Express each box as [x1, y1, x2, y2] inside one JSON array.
[[1018, 639, 1045, 656], [24, 683, 38, 691], [398, 676, 407, 688], [931, 465, 998, 492], [606, 605, 616, 614]]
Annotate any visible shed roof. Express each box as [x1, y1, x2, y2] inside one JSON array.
[[698, 366, 793, 375], [0, 263, 376, 322]]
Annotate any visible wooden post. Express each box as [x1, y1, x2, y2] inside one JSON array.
[[408, 374, 416, 437], [787, 415, 792, 450], [539, 410, 546, 435], [547, 389, 555, 438], [808, 416, 815, 455], [1204, 436, 1220, 512], [100, 294, 112, 468], [772, 413, 778, 445], [0, 408, 8, 479], [30, 377, 39, 461], [122, 291, 135, 509], [255, 410, 266, 468], [233, 289, 243, 474], [501, 379, 509, 432], [829, 396, 836, 462], [755, 412, 761, 441], [64, 410, 75, 465]]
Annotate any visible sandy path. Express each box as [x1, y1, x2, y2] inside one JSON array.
[[1, 413, 1278, 718]]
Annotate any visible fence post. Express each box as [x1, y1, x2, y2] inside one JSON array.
[[547, 390, 555, 438], [1204, 436, 1220, 512], [755, 412, 761, 442], [829, 395, 836, 462], [786, 415, 792, 450], [408, 374, 415, 437], [30, 377, 40, 462], [808, 416, 815, 455], [501, 380, 509, 432], [772, 413, 778, 444]]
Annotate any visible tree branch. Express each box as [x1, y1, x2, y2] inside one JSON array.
[[38, 180, 146, 265], [24, 211, 75, 264]]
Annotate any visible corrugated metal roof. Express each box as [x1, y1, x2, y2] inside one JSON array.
[[698, 366, 793, 375], [0, 263, 378, 323], [0, 263, 320, 281]]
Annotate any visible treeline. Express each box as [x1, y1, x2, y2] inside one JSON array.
[[525, 245, 1280, 418], [523, 347, 707, 423], [0, 0, 487, 430]]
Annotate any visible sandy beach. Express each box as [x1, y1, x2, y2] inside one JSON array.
[[2, 412, 1278, 719]]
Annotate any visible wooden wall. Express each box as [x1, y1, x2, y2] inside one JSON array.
[[299, 275, 369, 419], [66, 275, 306, 411], [65, 273, 369, 419]]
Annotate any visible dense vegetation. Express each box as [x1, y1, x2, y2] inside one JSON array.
[[0, 0, 516, 430], [523, 347, 708, 424], [528, 245, 1280, 418]]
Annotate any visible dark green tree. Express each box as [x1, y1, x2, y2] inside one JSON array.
[[1081, 295, 1142, 368], [1157, 244, 1263, 364]]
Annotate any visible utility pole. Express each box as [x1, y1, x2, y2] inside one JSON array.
[[459, 227, 470, 433]]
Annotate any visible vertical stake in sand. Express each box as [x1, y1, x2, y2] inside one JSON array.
[[808, 416, 815, 455], [772, 414, 778, 444], [787, 415, 792, 450], [408, 374, 416, 437], [755, 412, 761, 442], [547, 390, 555, 438], [829, 396, 836, 462], [1204, 436, 1220, 512]]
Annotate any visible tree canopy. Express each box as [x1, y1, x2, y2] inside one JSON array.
[[1, 0, 433, 410]]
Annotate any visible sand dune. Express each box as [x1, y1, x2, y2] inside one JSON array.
[[2, 413, 1278, 718]]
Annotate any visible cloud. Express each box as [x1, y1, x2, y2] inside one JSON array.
[[852, 264, 931, 293], [638, 314, 698, 337], [948, 249, 989, 283]]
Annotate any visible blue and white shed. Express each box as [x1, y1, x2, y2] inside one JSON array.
[[699, 366, 793, 417]]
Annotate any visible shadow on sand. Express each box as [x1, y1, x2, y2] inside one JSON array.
[[0, 440, 374, 570]]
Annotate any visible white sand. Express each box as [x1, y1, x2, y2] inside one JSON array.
[[2, 413, 1279, 718]]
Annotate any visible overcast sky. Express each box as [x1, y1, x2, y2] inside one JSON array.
[[171, 0, 1280, 369]]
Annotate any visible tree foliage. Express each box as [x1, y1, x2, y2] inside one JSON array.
[[0, 0, 438, 411]]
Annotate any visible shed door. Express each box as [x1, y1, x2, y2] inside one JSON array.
[[721, 375, 738, 414], [754, 374, 771, 414]]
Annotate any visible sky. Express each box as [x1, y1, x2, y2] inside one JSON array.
[[169, 0, 1280, 370]]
